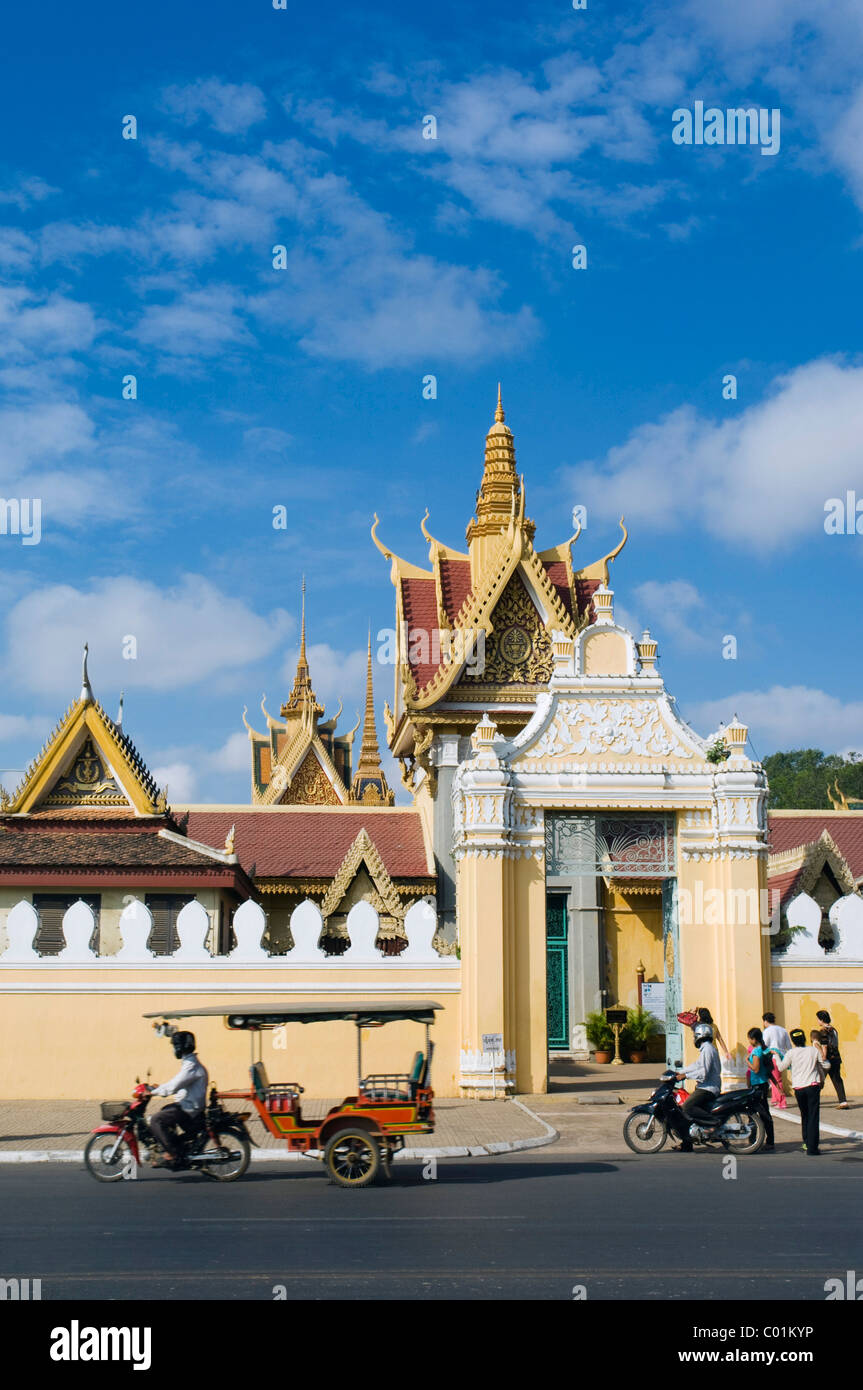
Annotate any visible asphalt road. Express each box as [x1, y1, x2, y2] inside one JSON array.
[[1, 1150, 861, 1301]]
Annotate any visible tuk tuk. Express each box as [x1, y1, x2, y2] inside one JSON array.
[[144, 999, 441, 1187]]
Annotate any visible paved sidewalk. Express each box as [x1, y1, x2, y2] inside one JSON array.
[[0, 1096, 555, 1162], [522, 1089, 863, 1154]]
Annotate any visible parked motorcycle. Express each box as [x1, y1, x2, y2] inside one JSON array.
[[84, 1082, 252, 1181], [623, 1069, 766, 1155]]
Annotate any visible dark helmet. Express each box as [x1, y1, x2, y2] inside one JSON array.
[[171, 1030, 196, 1059], [693, 1022, 714, 1047]]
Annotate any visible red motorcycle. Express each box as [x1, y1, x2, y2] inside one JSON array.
[[84, 1081, 252, 1182]]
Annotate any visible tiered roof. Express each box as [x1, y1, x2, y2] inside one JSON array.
[[372, 388, 629, 755]]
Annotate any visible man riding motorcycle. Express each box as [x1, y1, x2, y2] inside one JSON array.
[[148, 1029, 209, 1168], [675, 1021, 721, 1151]]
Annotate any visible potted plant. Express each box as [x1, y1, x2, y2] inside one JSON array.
[[705, 736, 730, 765], [622, 1005, 658, 1062], [584, 1011, 614, 1063]]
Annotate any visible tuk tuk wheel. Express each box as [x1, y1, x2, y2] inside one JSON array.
[[324, 1129, 381, 1188]]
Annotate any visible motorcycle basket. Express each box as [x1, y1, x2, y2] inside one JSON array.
[[100, 1101, 128, 1121]]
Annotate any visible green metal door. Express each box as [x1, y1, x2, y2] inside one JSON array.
[[546, 895, 569, 1051]]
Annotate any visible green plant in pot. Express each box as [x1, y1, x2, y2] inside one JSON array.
[[584, 1010, 614, 1062], [622, 1006, 658, 1061]]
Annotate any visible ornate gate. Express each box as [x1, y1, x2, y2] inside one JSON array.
[[546, 895, 569, 1051]]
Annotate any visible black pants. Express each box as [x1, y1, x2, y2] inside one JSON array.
[[795, 1085, 821, 1154], [751, 1086, 774, 1146], [682, 1088, 718, 1126], [823, 1058, 847, 1104], [149, 1103, 198, 1157]]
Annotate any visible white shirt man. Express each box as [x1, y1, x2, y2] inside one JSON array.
[[762, 1018, 792, 1055]]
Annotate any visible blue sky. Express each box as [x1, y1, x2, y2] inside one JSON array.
[[0, 0, 862, 801]]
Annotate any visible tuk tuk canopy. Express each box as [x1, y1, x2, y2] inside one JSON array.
[[143, 1000, 443, 1030]]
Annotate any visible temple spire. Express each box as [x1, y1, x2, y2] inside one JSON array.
[[466, 386, 534, 578], [351, 631, 394, 805], [281, 578, 323, 720]]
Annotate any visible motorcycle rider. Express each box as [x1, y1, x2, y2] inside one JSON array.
[[148, 1030, 209, 1168], [675, 1021, 721, 1151]]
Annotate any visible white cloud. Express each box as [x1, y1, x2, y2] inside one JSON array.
[[0, 287, 100, 361], [634, 579, 711, 649], [568, 358, 863, 549], [689, 685, 863, 756], [0, 712, 55, 743], [6, 575, 292, 696], [0, 175, 57, 210], [161, 79, 267, 136], [135, 284, 254, 360], [150, 760, 198, 802], [242, 426, 292, 454], [0, 227, 36, 271]]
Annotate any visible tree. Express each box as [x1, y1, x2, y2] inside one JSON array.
[[762, 749, 863, 809]]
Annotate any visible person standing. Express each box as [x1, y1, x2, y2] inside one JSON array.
[[761, 1012, 791, 1108], [815, 1010, 849, 1109], [695, 1007, 730, 1061], [746, 1027, 776, 1150], [762, 1012, 792, 1056], [778, 1028, 829, 1156]]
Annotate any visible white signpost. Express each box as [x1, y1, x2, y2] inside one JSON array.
[[482, 1034, 504, 1099], [641, 983, 666, 1029]]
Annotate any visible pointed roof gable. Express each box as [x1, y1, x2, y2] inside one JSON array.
[[374, 390, 630, 721], [2, 658, 164, 817], [320, 827, 403, 919]]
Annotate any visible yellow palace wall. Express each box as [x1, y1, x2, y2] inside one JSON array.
[[0, 966, 461, 1100], [769, 965, 863, 1094]]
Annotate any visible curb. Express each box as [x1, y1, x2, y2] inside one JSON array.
[[0, 1101, 560, 1166], [770, 1107, 863, 1142]]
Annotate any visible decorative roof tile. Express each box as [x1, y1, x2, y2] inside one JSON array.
[[182, 808, 433, 880]]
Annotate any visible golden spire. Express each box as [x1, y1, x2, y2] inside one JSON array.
[[466, 386, 534, 568], [281, 577, 323, 720], [351, 631, 394, 805]]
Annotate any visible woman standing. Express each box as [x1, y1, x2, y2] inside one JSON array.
[[815, 1010, 849, 1109], [746, 1027, 776, 1151], [696, 1007, 730, 1060]]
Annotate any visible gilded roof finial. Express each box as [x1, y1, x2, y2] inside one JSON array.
[[81, 643, 94, 705], [350, 629, 394, 805], [116, 690, 124, 727], [495, 382, 504, 423], [300, 574, 307, 662]]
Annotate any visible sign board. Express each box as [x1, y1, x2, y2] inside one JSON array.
[[482, 1033, 503, 1053], [642, 983, 666, 1028]]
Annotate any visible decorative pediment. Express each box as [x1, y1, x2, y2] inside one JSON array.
[[455, 570, 554, 692], [42, 736, 125, 807], [769, 829, 858, 902], [268, 745, 345, 807], [511, 693, 709, 771], [319, 828, 403, 921], [2, 690, 164, 816]]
